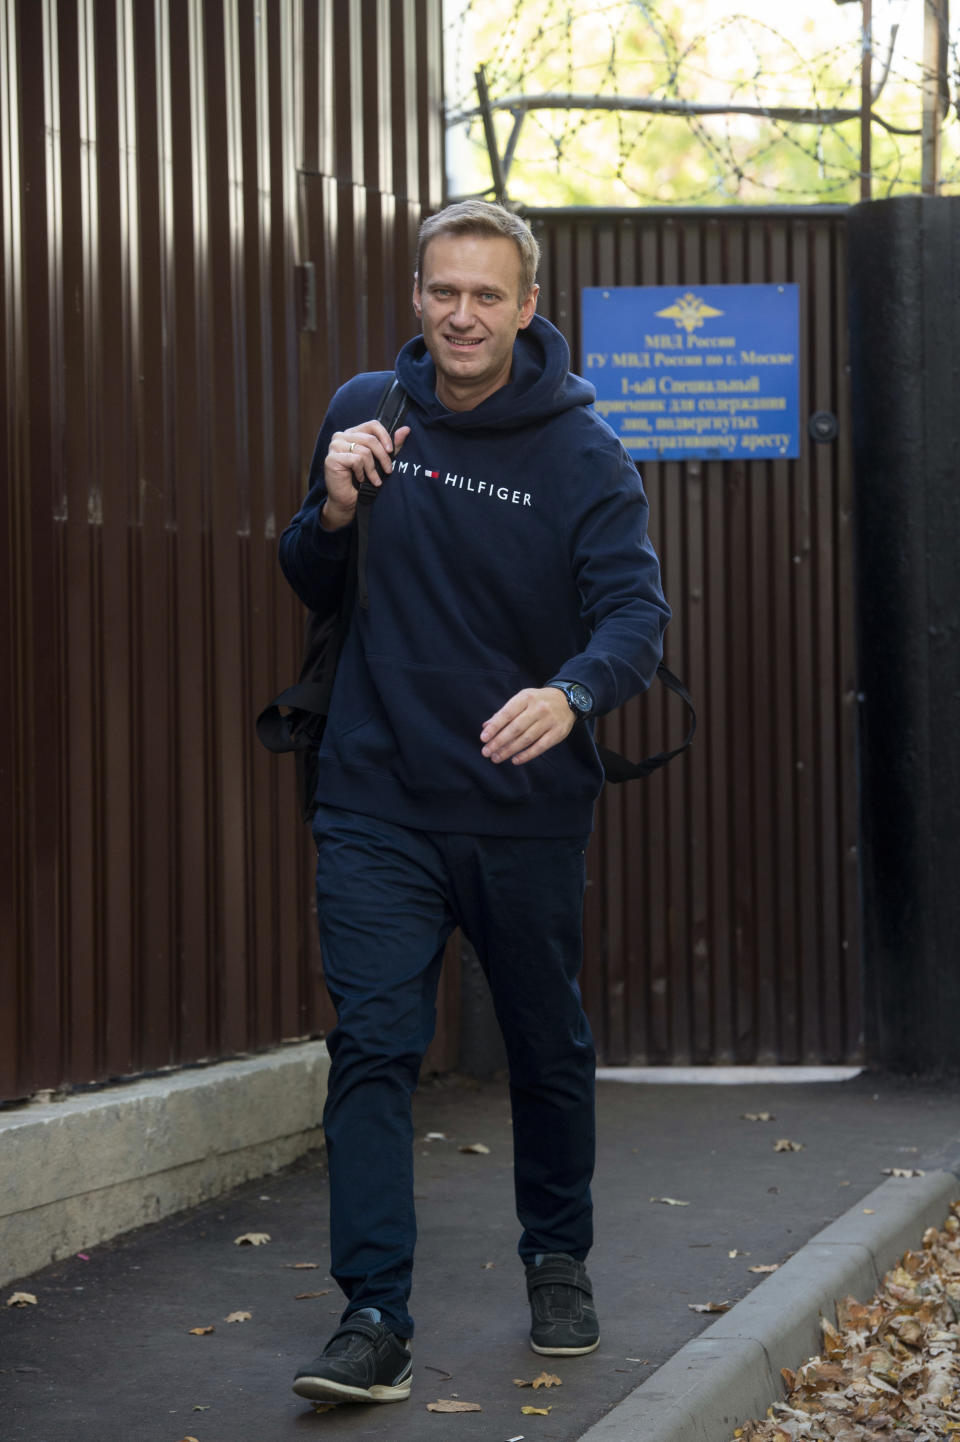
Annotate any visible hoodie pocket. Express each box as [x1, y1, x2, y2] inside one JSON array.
[[354, 656, 599, 804]]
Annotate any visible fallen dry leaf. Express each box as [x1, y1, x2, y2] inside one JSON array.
[[175, 1436, 200, 1442], [689, 1300, 731, 1313], [423, 1132, 449, 1141], [729, 1249, 749, 1258], [187, 1325, 215, 1335], [458, 1143, 490, 1155], [285, 1261, 318, 1270], [882, 1167, 926, 1178], [312, 1403, 338, 1413], [731, 1198, 960, 1442], [742, 1112, 775, 1122], [748, 1264, 780, 1274], [521, 1404, 552, 1415], [5, 1292, 37, 1307], [295, 1290, 332, 1300], [482, 1261, 496, 1269], [427, 1399, 482, 1412], [650, 1196, 691, 1206], [225, 1310, 251, 1323], [234, 1231, 271, 1246], [514, 1372, 563, 1388], [773, 1139, 804, 1152]]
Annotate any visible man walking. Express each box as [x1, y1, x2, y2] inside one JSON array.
[[279, 200, 670, 1405]]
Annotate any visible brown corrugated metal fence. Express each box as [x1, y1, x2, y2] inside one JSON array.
[[1, 0, 445, 1102], [3, 14, 862, 1100], [527, 208, 861, 1065]]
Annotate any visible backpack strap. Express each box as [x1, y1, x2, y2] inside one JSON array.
[[256, 377, 407, 757], [595, 662, 697, 783], [354, 377, 409, 609]]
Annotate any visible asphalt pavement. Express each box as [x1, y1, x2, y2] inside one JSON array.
[[2, 1070, 959, 1442]]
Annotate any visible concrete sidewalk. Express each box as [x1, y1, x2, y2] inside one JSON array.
[[2, 1070, 959, 1442]]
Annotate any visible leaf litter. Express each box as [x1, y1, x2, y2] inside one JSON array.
[[514, 1372, 563, 1389], [731, 1198, 960, 1441], [427, 1399, 483, 1412]]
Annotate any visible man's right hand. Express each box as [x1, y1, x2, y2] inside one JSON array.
[[321, 420, 412, 530]]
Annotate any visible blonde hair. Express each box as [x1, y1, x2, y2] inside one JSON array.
[[416, 201, 540, 304]]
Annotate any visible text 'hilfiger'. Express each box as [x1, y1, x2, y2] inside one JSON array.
[[395, 459, 532, 507]]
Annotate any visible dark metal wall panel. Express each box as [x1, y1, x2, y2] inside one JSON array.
[[528, 207, 861, 1065], [1, 0, 445, 1101]]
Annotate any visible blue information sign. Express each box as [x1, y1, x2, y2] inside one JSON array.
[[581, 284, 800, 461]]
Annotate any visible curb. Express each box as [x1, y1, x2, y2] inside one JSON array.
[[0, 1041, 330, 1289], [577, 1163, 960, 1442]]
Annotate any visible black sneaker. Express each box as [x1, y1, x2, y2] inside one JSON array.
[[292, 1310, 412, 1404], [525, 1253, 600, 1356]]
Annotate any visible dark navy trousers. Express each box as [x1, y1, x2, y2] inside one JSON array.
[[312, 803, 596, 1339]]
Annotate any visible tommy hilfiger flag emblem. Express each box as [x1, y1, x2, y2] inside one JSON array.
[[424, 468, 439, 478]]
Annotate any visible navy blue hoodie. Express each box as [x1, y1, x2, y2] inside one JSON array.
[[279, 314, 670, 838]]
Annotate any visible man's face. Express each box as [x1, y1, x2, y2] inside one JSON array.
[[412, 233, 538, 411]]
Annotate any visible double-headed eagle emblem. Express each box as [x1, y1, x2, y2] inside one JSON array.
[[655, 291, 725, 334]]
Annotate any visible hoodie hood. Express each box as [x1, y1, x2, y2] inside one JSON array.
[[395, 312, 595, 430]]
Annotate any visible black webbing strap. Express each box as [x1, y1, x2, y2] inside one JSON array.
[[354, 378, 409, 609], [595, 662, 697, 783]]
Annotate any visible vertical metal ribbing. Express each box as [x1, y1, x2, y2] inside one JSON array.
[[2, 0, 448, 1100], [527, 206, 861, 1068]]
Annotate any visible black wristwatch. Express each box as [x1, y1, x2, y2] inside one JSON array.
[[546, 680, 594, 717]]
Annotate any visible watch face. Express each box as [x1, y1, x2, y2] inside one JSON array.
[[569, 684, 593, 713]]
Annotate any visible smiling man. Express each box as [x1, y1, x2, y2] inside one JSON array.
[[279, 201, 670, 1407], [413, 229, 538, 409]]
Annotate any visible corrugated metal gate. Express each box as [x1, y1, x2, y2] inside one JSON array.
[[526, 208, 861, 1065], [1, 0, 445, 1101]]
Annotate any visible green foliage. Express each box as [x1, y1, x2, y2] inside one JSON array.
[[446, 0, 960, 205]]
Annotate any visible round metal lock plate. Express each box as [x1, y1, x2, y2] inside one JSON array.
[[808, 410, 838, 443]]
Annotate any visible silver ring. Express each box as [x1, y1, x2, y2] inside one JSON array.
[[349, 441, 356, 453]]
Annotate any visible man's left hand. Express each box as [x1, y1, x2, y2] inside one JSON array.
[[480, 688, 575, 766]]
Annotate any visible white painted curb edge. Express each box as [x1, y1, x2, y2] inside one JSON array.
[[577, 1167, 960, 1442]]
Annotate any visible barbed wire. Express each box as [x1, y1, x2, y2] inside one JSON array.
[[445, 0, 960, 206]]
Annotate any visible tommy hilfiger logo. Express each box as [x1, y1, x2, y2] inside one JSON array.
[[394, 458, 532, 507]]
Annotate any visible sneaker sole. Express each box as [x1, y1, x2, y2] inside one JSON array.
[[530, 1338, 600, 1356], [292, 1374, 412, 1404]]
